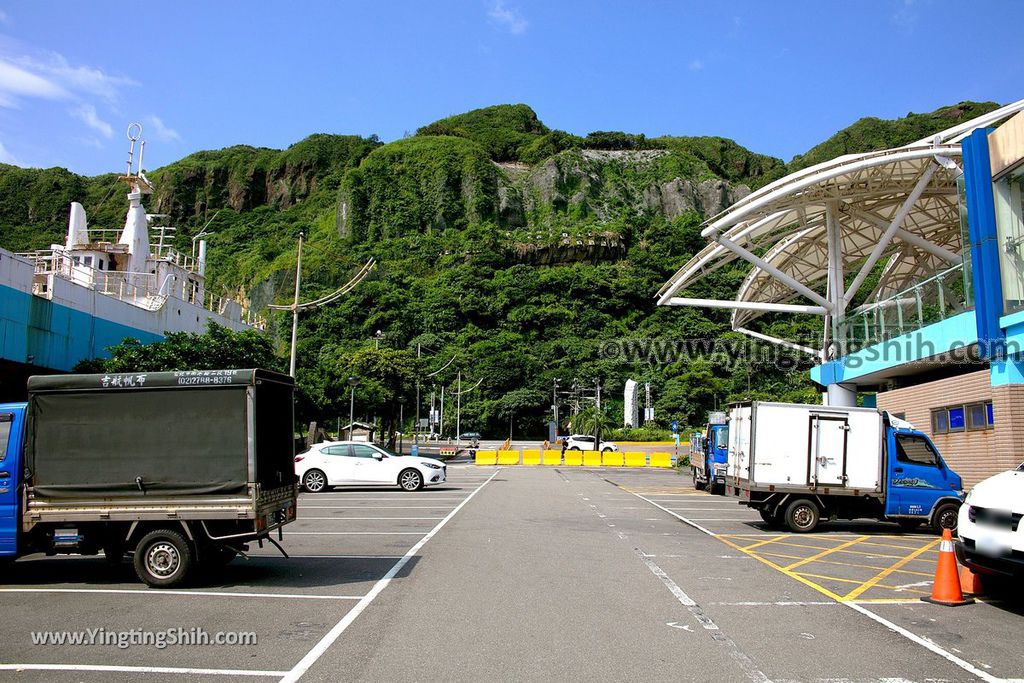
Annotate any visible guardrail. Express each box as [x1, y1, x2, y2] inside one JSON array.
[[474, 449, 677, 468]]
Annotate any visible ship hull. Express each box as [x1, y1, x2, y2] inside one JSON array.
[[1, 248, 255, 384]]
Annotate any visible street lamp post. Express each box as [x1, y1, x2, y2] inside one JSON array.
[[398, 396, 406, 453], [374, 330, 384, 350], [287, 232, 305, 378], [347, 376, 358, 440]]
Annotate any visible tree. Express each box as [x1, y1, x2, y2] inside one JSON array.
[[494, 388, 546, 438], [74, 321, 282, 373]]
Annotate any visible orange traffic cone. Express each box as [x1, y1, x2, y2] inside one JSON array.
[[921, 528, 975, 606]]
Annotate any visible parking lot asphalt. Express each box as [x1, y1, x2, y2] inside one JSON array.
[[1, 465, 1021, 682]]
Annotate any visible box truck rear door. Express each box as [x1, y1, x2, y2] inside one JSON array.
[[810, 415, 848, 486]]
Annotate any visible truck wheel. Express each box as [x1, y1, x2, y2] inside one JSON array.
[[784, 499, 820, 533], [710, 483, 725, 496], [398, 468, 423, 491], [692, 469, 706, 491], [931, 502, 960, 534], [133, 529, 194, 588], [302, 469, 328, 493]]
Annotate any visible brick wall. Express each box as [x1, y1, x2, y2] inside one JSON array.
[[875, 369, 1014, 488]]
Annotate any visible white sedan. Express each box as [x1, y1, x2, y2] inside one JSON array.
[[294, 441, 447, 492]]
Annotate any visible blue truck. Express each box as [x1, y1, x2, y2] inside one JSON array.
[[727, 401, 963, 533], [689, 411, 729, 495], [0, 369, 297, 587]]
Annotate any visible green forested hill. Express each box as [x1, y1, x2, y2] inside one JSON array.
[[0, 102, 997, 436]]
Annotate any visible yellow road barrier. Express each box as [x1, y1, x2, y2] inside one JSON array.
[[603, 451, 624, 467], [624, 451, 647, 467], [522, 449, 541, 465], [542, 449, 562, 465], [497, 449, 520, 465], [583, 450, 602, 467], [649, 452, 672, 468], [564, 450, 583, 466], [474, 449, 497, 465]]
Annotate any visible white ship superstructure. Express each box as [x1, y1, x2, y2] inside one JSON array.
[[0, 124, 264, 374]]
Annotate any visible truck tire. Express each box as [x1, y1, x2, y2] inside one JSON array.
[[398, 468, 423, 491], [692, 469, 706, 491], [302, 469, 328, 493], [784, 498, 820, 533], [710, 483, 725, 496], [931, 502, 960, 534], [133, 528, 194, 588]]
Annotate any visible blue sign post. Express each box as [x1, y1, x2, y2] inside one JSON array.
[[671, 420, 678, 434]]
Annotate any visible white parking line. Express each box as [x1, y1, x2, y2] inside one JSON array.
[[0, 664, 288, 677], [0, 588, 365, 600], [626, 491, 717, 537], [281, 469, 500, 683]]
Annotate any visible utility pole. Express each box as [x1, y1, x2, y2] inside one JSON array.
[[415, 343, 421, 444], [455, 371, 462, 446], [440, 384, 445, 438], [287, 232, 304, 378], [553, 378, 560, 439], [270, 243, 375, 378]]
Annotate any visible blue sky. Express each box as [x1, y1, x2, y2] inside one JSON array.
[[1, 1, 1022, 175]]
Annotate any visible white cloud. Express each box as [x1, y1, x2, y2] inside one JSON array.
[[488, 0, 527, 35], [0, 59, 66, 106], [0, 139, 23, 166], [72, 103, 113, 138], [0, 10, 9, 24], [20, 51, 137, 103], [688, 59, 704, 72], [145, 115, 181, 142]]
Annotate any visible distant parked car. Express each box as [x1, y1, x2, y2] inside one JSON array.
[[295, 441, 447, 492], [956, 462, 1024, 577], [458, 432, 482, 442], [565, 434, 618, 452]]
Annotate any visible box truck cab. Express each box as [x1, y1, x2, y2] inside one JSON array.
[[728, 401, 963, 533], [690, 411, 729, 494]]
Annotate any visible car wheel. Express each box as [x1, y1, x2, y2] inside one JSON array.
[[931, 502, 960, 534], [569, 446, 581, 451], [784, 498, 820, 533], [399, 468, 423, 491], [133, 528, 194, 588], [302, 469, 327, 493]]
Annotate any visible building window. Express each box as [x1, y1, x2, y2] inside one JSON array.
[[932, 402, 994, 434], [948, 407, 965, 431]]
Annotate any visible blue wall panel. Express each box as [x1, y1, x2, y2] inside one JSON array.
[[1, 283, 162, 372]]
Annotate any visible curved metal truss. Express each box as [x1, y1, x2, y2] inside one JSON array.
[[657, 99, 1024, 358]]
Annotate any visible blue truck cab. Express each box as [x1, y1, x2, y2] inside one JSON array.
[[0, 403, 25, 557], [881, 420, 963, 530], [690, 412, 729, 495]]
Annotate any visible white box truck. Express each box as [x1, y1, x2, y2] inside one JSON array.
[[727, 401, 964, 533]]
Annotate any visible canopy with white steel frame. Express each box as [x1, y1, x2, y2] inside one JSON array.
[[656, 99, 1024, 360]]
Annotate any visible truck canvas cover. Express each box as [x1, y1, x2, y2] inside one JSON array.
[[26, 369, 294, 499]]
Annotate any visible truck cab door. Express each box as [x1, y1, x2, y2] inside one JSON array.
[[886, 431, 954, 517], [809, 415, 848, 486], [0, 406, 24, 557]]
